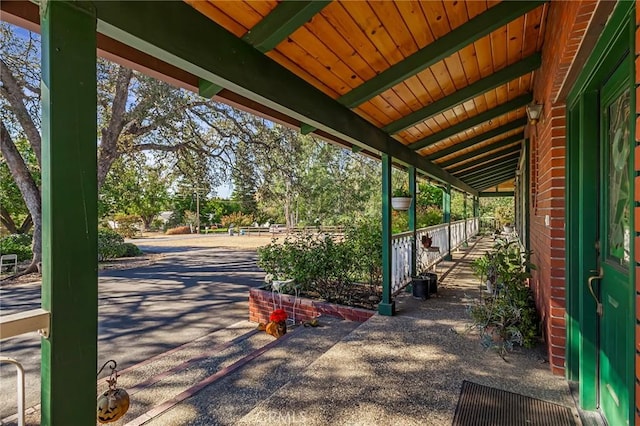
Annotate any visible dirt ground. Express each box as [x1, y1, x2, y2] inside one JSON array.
[[0, 233, 282, 286], [130, 232, 282, 250]]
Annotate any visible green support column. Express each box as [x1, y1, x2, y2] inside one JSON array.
[[443, 184, 452, 260], [379, 155, 395, 316], [408, 167, 417, 278], [463, 193, 468, 246], [41, 2, 97, 424]]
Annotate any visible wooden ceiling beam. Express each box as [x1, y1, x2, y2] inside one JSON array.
[[242, 1, 332, 53], [462, 164, 519, 185], [439, 136, 523, 169], [457, 156, 520, 180], [92, 1, 478, 195], [479, 191, 515, 198], [408, 94, 530, 151], [477, 175, 516, 191], [468, 169, 517, 188], [426, 120, 526, 161], [446, 145, 521, 174], [383, 53, 541, 134], [338, 1, 546, 109], [198, 79, 223, 98]]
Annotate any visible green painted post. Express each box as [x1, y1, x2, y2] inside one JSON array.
[[565, 110, 579, 383], [576, 93, 599, 409], [41, 2, 97, 424], [463, 193, 468, 246], [379, 155, 395, 315], [409, 167, 417, 278], [443, 184, 452, 260]]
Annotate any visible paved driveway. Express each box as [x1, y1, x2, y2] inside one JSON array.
[[0, 244, 266, 419]]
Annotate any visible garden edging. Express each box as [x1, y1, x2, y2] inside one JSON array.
[[249, 287, 375, 324]]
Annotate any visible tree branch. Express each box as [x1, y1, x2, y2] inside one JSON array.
[[0, 58, 42, 166]]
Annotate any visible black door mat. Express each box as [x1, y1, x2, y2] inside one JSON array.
[[452, 380, 577, 426]]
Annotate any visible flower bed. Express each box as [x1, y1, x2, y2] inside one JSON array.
[[249, 287, 375, 325]]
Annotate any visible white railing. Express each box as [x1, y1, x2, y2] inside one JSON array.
[[391, 231, 413, 294], [0, 308, 50, 426], [1, 357, 25, 426], [450, 219, 466, 250], [391, 219, 480, 294], [466, 217, 479, 237]]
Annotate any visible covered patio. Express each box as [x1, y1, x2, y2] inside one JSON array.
[[0, 0, 637, 424]]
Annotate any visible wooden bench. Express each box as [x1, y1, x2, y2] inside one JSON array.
[[0, 254, 18, 274]]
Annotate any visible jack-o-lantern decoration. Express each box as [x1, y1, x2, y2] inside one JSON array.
[[97, 387, 130, 423], [97, 360, 130, 424]]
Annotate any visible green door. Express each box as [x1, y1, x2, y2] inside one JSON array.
[[598, 55, 632, 426]]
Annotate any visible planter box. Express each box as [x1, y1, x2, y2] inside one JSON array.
[[249, 287, 375, 324]]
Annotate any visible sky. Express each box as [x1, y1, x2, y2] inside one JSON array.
[[6, 22, 235, 199]]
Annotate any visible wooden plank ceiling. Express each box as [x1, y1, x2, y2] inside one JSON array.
[[0, 0, 547, 194], [185, 0, 548, 192]]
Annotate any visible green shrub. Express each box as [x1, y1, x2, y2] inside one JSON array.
[[344, 219, 382, 286], [114, 214, 141, 238], [98, 228, 126, 261], [121, 242, 143, 257], [0, 234, 33, 261], [258, 220, 383, 306]]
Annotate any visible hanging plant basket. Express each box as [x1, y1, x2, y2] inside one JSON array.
[[391, 197, 412, 210]]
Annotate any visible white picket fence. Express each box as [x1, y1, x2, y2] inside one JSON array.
[[391, 218, 479, 294]]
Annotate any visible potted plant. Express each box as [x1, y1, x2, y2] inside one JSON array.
[[411, 246, 438, 299], [391, 188, 413, 210], [468, 241, 539, 358]]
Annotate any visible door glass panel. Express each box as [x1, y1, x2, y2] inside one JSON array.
[[607, 88, 631, 266]]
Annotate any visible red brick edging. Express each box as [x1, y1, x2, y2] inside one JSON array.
[[249, 287, 375, 324]]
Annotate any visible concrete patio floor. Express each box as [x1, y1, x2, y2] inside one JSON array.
[[148, 236, 580, 425], [2, 236, 581, 426]]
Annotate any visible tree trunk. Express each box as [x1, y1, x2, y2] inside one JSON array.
[[0, 120, 41, 273], [0, 58, 42, 167], [0, 205, 19, 234], [98, 66, 132, 189], [142, 216, 153, 231]]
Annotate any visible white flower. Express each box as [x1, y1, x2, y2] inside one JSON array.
[[264, 273, 274, 283]]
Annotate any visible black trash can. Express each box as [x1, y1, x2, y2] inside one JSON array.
[[425, 272, 438, 294], [411, 276, 431, 300]]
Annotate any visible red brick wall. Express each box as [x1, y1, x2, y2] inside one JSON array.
[[249, 287, 375, 324], [529, 105, 567, 375], [530, 0, 597, 375], [635, 4, 640, 423]]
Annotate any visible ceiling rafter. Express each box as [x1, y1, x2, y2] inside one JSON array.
[[438, 134, 523, 168], [383, 53, 541, 135], [446, 145, 522, 174], [468, 170, 517, 188], [458, 158, 520, 184], [479, 191, 514, 198], [477, 176, 516, 191], [242, 1, 332, 53], [337, 1, 546, 109], [457, 154, 520, 178], [426, 119, 526, 161], [93, 1, 478, 194], [471, 168, 516, 184], [198, 79, 223, 98], [408, 94, 531, 151]]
